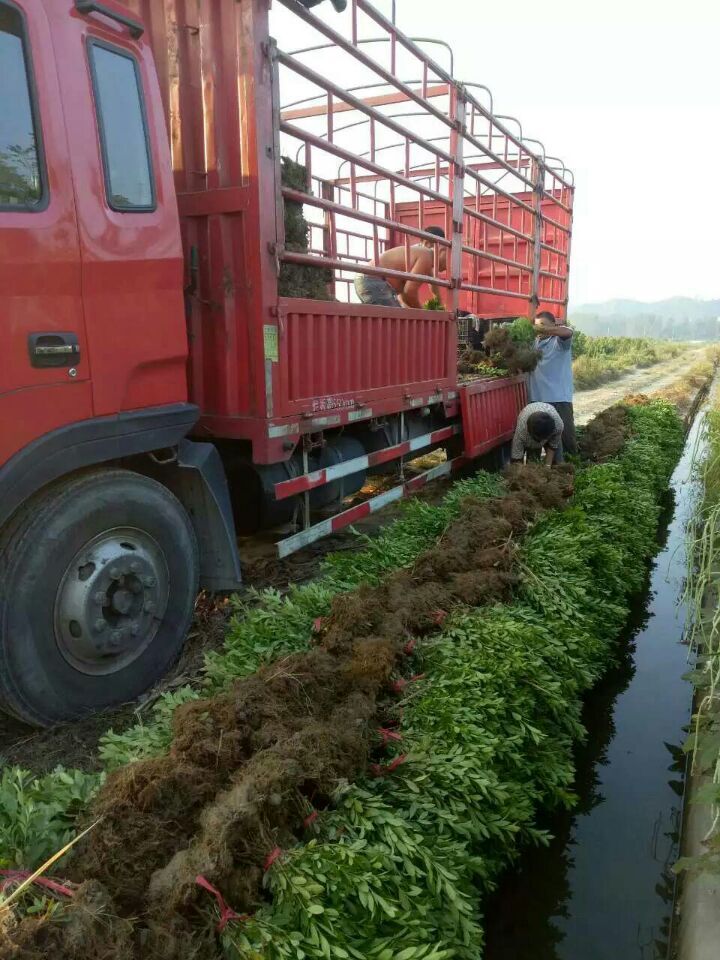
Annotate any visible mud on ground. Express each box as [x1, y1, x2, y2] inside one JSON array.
[[1, 464, 575, 960], [0, 595, 232, 775]]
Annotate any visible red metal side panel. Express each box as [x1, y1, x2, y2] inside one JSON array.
[[393, 194, 572, 319], [276, 298, 456, 417], [470, 190, 533, 314], [459, 376, 528, 459], [472, 192, 572, 318]]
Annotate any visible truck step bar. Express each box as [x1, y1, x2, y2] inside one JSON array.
[[276, 455, 466, 559], [273, 424, 461, 501]]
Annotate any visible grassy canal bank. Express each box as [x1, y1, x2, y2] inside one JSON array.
[[674, 387, 720, 960]]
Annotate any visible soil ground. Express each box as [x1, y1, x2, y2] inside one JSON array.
[[574, 347, 708, 424]]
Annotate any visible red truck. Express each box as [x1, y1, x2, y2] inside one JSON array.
[[0, 0, 573, 725]]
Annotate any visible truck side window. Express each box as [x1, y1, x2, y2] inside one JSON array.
[[89, 42, 155, 212], [0, 2, 43, 209]]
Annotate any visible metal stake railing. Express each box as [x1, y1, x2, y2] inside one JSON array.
[[274, 0, 574, 316]]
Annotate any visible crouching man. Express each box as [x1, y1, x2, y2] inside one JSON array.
[[511, 401, 565, 466]]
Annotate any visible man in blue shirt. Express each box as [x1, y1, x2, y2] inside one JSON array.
[[528, 310, 577, 455]]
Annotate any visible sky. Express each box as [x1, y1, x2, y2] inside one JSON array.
[[273, 0, 720, 307]]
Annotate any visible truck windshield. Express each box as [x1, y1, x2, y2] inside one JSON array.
[[0, 2, 43, 208]]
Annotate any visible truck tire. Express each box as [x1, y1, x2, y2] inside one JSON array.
[[0, 469, 199, 727]]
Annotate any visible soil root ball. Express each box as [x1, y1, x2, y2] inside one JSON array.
[[0, 882, 133, 960], [483, 327, 540, 374], [70, 649, 383, 914], [148, 716, 370, 915], [457, 348, 488, 375], [578, 404, 633, 462], [503, 462, 575, 507]]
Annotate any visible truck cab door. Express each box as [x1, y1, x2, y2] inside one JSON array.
[[0, 0, 92, 469], [52, 3, 189, 419]]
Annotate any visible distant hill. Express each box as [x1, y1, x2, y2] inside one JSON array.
[[568, 297, 720, 341]]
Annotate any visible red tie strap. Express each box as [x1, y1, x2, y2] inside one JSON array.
[[195, 875, 248, 931], [370, 754, 408, 777], [392, 673, 426, 692], [0, 870, 75, 899], [264, 847, 283, 872], [377, 727, 403, 744]]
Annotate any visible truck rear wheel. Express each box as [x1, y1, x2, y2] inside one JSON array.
[[0, 469, 199, 727]]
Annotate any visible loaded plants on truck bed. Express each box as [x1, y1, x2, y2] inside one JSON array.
[[0, 401, 684, 960], [457, 317, 539, 378], [278, 158, 333, 302]]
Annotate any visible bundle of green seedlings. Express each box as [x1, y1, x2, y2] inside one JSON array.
[[221, 399, 683, 959], [676, 404, 720, 878], [0, 400, 683, 960], [423, 295, 444, 311], [0, 476, 500, 928], [457, 317, 538, 378]]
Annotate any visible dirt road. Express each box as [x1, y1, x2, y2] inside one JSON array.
[[574, 347, 708, 425]]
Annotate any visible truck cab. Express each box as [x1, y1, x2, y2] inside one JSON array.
[[0, 0, 214, 726], [0, 0, 193, 469]]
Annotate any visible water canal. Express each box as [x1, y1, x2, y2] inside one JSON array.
[[484, 409, 707, 960]]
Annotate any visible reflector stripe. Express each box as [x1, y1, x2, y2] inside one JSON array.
[[273, 425, 460, 501], [405, 456, 467, 491], [276, 455, 466, 558], [310, 415, 342, 428], [348, 407, 373, 421], [268, 422, 300, 438]]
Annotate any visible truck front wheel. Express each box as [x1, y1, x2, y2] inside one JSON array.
[[0, 469, 199, 726]]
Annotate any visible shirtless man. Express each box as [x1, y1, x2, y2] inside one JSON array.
[[354, 226, 447, 308]]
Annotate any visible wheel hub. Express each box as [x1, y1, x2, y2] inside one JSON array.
[[54, 528, 169, 676]]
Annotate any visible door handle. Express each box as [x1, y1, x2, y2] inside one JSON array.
[[28, 332, 81, 369]]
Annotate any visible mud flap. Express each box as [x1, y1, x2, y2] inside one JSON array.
[[169, 440, 242, 591]]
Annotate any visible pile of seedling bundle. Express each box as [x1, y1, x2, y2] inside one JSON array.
[[0, 401, 684, 960], [457, 317, 539, 379]]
